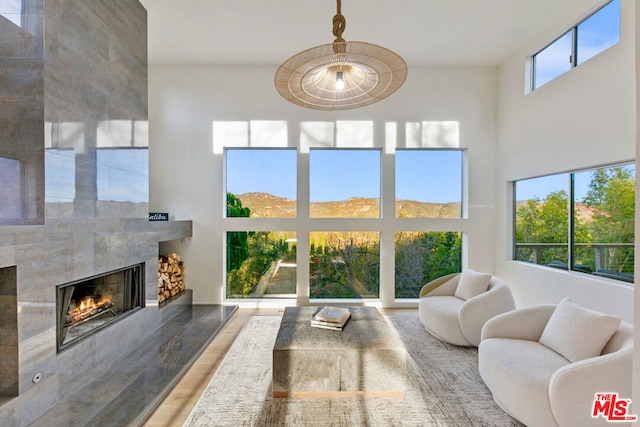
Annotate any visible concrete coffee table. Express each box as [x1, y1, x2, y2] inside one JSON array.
[[272, 306, 406, 398]]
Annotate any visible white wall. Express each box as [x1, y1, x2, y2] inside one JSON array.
[[148, 65, 498, 306], [495, 1, 635, 322], [497, 0, 638, 407]]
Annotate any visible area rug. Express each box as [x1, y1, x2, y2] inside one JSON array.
[[183, 314, 524, 427]]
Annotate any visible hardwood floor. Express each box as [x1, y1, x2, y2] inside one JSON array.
[[143, 307, 416, 427]]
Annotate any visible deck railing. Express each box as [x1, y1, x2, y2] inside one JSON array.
[[515, 242, 634, 283]]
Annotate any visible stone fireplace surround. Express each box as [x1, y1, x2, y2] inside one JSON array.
[[0, 1, 205, 425], [0, 219, 194, 426]]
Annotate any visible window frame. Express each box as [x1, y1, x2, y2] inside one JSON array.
[[308, 147, 382, 219], [512, 161, 635, 285], [221, 129, 468, 303], [532, 30, 574, 90], [395, 148, 464, 218], [224, 147, 298, 218], [530, 0, 620, 91]]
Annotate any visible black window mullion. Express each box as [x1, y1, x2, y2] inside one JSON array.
[[571, 27, 578, 68], [568, 173, 576, 272]]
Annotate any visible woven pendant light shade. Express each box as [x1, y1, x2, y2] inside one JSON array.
[[274, 1, 407, 111]]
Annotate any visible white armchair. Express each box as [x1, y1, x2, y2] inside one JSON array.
[[418, 271, 515, 346], [478, 301, 633, 427]]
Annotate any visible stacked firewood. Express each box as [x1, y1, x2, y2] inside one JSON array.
[[158, 253, 185, 303]]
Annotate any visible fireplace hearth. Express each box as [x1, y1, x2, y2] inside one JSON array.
[[57, 264, 145, 352]]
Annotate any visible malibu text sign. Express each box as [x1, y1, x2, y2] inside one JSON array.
[[148, 212, 169, 221]]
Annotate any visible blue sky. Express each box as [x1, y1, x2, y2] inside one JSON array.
[[516, 163, 635, 202], [535, 0, 619, 88], [516, 174, 571, 202], [395, 150, 462, 203], [226, 149, 297, 200], [310, 150, 380, 202], [576, 0, 620, 64], [226, 149, 462, 203]]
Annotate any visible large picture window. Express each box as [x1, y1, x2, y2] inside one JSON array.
[[221, 121, 467, 301], [396, 149, 463, 218], [226, 230, 297, 299], [309, 149, 380, 218], [531, 0, 620, 90], [514, 174, 569, 267], [573, 166, 635, 281], [310, 231, 379, 298], [225, 148, 297, 218], [514, 163, 634, 283], [395, 231, 462, 298]]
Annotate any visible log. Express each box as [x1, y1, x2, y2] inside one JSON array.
[[158, 253, 186, 302]]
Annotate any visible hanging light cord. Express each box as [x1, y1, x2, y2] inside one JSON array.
[[332, 0, 346, 53]]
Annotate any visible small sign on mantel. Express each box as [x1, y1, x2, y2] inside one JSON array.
[[148, 212, 169, 221]]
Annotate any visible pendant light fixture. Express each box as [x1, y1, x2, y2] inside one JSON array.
[[274, 0, 407, 111]]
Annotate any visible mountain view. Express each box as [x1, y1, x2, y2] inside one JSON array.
[[235, 192, 461, 218], [237, 192, 599, 220]]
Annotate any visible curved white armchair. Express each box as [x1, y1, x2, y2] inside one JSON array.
[[418, 271, 515, 346], [479, 302, 633, 427]]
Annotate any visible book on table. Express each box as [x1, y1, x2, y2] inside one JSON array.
[[311, 306, 351, 331]]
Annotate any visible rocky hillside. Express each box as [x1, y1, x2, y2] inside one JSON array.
[[236, 192, 461, 218]]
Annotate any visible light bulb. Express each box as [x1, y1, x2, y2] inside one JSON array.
[[335, 71, 345, 90]]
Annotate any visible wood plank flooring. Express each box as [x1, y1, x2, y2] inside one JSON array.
[[143, 307, 416, 427]]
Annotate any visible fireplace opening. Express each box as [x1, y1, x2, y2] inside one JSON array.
[[57, 263, 144, 352]]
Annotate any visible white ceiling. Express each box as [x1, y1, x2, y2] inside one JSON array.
[[140, 0, 599, 67]]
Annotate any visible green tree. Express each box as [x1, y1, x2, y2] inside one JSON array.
[[515, 166, 635, 277], [582, 167, 635, 273], [309, 232, 379, 298], [226, 193, 250, 272], [227, 230, 295, 298], [428, 232, 462, 280], [583, 167, 635, 244], [226, 192, 250, 217], [394, 231, 461, 298], [515, 199, 541, 243], [537, 190, 568, 243], [515, 190, 568, 265]]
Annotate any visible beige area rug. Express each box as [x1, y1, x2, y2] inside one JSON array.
[[183, 315, 524, 427]]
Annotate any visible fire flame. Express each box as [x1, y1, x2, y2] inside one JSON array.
[[68, 294, 112, 323]]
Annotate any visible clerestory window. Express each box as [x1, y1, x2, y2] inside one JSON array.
[[531, 0, 620, 90]]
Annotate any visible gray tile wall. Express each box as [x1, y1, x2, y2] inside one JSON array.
[[0, 1, 45, 226], [0, 266, 18, 396], [0, 1, 193, 425]]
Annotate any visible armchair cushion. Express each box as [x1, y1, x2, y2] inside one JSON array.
[[419, 296, 468, 345], [453, 269, 491, 300], [479, 337, 570, 427], [419, 273, 515, 346], [479, 303, 633, 427], [539, 298, 621, 363]]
